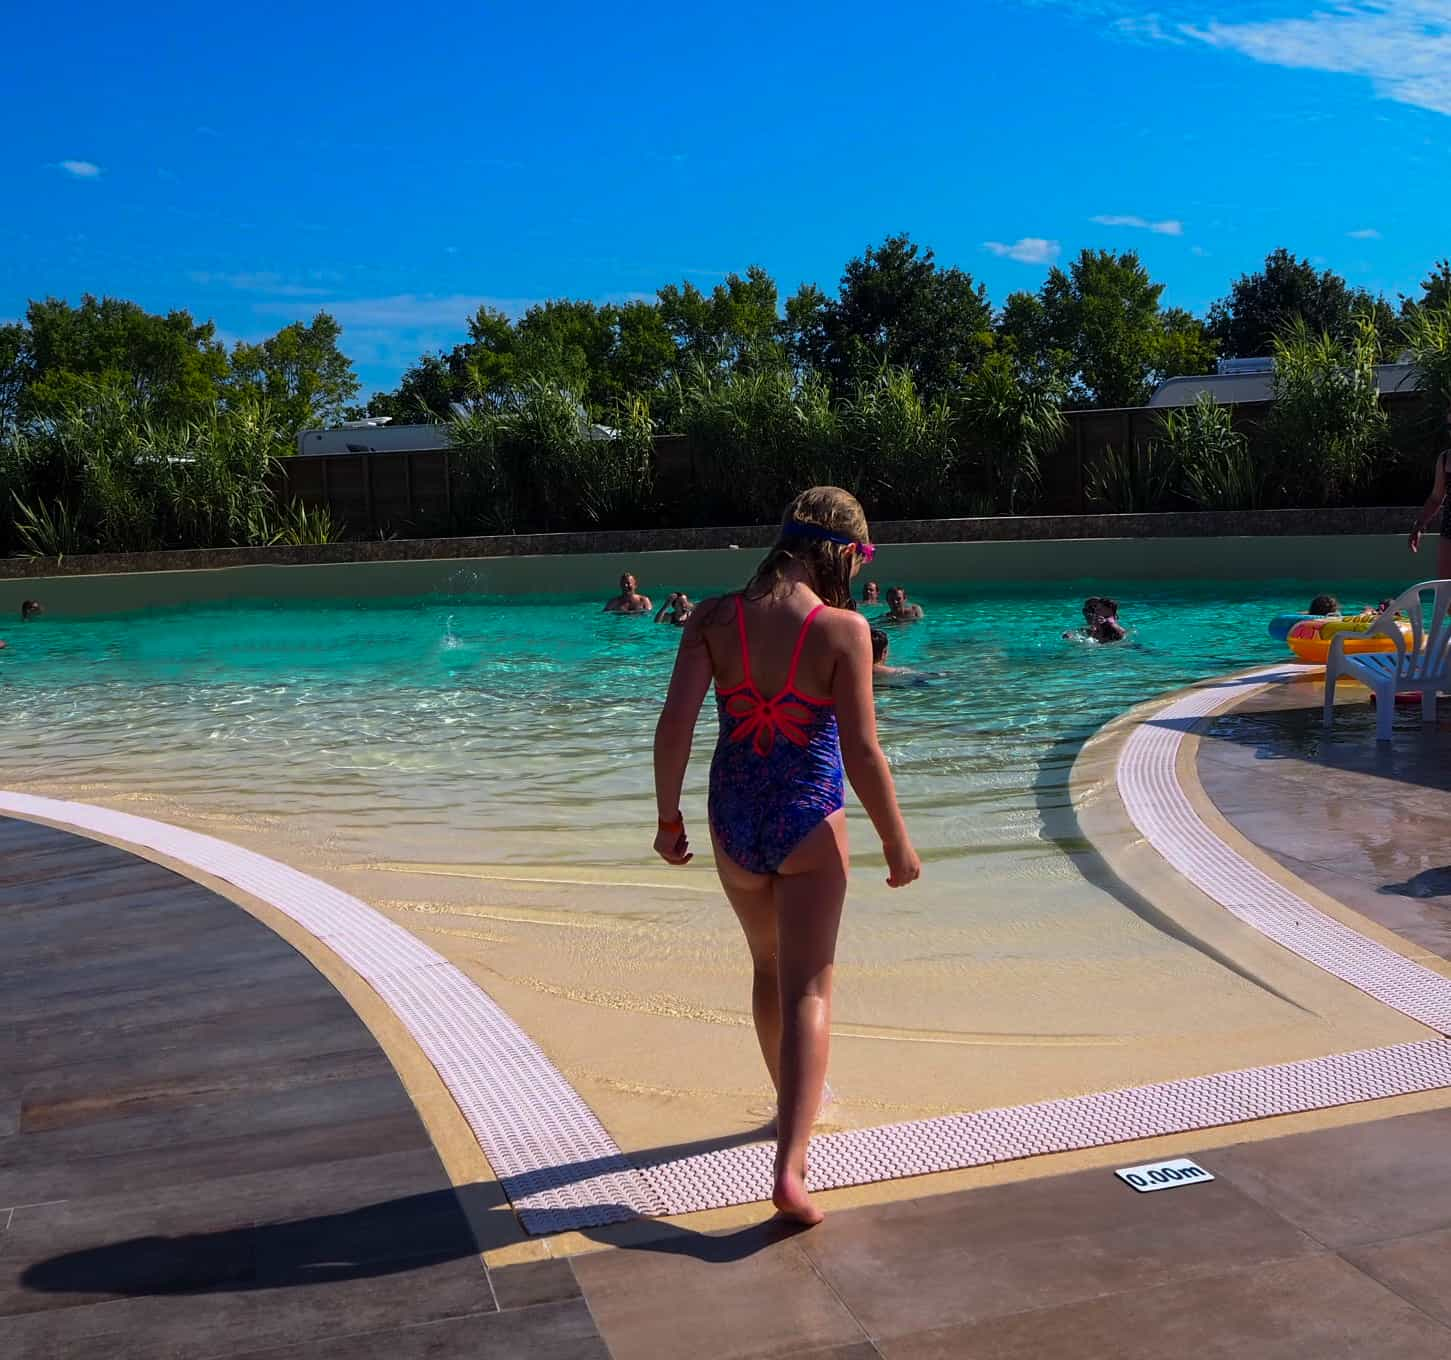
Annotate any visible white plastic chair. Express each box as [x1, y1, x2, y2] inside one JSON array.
[[1324, 579, 1451, 742]]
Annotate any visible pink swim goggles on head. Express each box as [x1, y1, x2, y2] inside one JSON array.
[[785, 519, 875, 562]]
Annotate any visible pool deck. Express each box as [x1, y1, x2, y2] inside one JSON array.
[[14, 669, 1451, 1355]]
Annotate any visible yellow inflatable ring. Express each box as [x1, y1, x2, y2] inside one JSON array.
[[1286, 617, 1412, 664]]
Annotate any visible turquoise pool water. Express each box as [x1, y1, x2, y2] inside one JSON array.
[[0, 574, 1382, 889], [2, 572, 1416, 1128]]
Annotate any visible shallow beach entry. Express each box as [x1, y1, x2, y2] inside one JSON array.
[[0, 574, 1424, 1155]]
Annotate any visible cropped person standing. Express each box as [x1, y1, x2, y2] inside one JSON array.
[[652, 487, 920, 1226], [1408, 403, 1451, 580]]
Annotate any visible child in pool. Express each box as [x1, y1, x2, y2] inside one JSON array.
[[652, 486, 920, 1226], [1066, 596, 1126, 643], [871, 628, 932, 686]]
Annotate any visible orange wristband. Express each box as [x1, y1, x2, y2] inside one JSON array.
[[658, 813, 684, 834]]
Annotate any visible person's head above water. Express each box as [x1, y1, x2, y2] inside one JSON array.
[[745, 486, 872, 610], [618, 572, 639, 595], [20, 600, 42, 622], [870, 628, 889, 664], [1308, 593, 1340, 616], [1082, 596, 1118, 622], [862, 581, 880, 604]]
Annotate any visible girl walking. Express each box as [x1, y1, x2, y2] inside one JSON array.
[[652, 487, 920, 1225]]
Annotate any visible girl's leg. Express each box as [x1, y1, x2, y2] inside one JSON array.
[[770, 810, 849, 1226], [712, 828, 783, 1093]]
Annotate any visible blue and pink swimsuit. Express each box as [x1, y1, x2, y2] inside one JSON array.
[[709, 599, 846, 874]]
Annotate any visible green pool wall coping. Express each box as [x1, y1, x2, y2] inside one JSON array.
[[0, 523, 1433, 615]]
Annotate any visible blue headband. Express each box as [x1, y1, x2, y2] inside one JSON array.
[[785, 520, 854, 547]]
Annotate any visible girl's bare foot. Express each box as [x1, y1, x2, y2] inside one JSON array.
[[772, 1165, 824, 1226]]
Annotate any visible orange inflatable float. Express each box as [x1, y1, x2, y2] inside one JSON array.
[[1285, 616, 1413, 664]]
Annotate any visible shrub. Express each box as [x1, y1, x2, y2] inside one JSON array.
[[955, 353, 1065, 512], [1161, 394, 1259, 510], [1266, 316, 1386, 505]]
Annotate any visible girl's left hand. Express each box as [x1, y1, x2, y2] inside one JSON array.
[[654, 823, 692, 865]]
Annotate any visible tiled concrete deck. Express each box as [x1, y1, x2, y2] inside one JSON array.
[[11, 789, 1451, 1357]]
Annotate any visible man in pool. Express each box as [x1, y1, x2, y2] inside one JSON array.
[[882, 586, 923, 621], [603, 573, 652, 614], [655, 592, 695, 626], [21, 600, 42, 621], [1308, 594, 1340, 616], [861, 581, 880, 606], [1072, 596, 1126, 643]]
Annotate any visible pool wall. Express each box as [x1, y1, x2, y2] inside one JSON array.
[[0, 531, 1433, 614]]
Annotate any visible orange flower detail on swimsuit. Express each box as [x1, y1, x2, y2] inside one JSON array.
[[725, 693, 814, 756]]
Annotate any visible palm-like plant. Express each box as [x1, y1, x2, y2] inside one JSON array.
[[1267, 314, 1386, 505], [1161, 393, 1259, 510], [955, 353, 1065, 513]]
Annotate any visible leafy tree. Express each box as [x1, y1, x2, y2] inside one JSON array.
[[1401, 259, 1451, 317], [657, 266, 785, 373], [513, 299, 616, 407], [1208, 248, 1390, 357], [227, 312, 359, 434], [1035, 249, 1168, 408], [23, 295, 227, 425], [1156, 307, 1219, 383], [459, 305, 522, 405], [819, 234, 992, 397], [361, 349, 473, 421], [783, 283, 830, 375], [601, 300, 675, 406], [0, 322, 27, 435]]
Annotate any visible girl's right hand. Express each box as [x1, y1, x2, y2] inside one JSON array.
[[884, 838, 921, 888]]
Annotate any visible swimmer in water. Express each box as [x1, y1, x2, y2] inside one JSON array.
[[21, 600, 42, 621], [870, 628, 931, 686], [655, 592, 696, 626], [603, 572, 652, 614], [1066, 596, 1126, 643], [882, 586, 923, 621], [861, 580, 880, 606]]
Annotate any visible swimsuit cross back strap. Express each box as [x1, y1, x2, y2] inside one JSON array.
[[708, 598, 845, 875]]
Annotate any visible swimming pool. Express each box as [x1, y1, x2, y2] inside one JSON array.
[[0, 575, 1410, 1150]]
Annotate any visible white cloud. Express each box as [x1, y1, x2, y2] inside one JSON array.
[[1347, 226, 1383, 239], [983, 237, 1061, 264], [189, 270, 332, 298], [1091, 213, 1184, 235], [1180, 2, 1451, 117], [56, 160, 101, 178]]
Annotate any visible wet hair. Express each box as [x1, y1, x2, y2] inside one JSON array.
[[1309, 593, 1339, 615], [20, 600, 41, 621], [1083, 596, 1118, 619], [870, 628, 889, 663], [619, 572, 636, 591], [886, 586, 905, 602], [862, 580, 880, 600], [744, 486, 870, 611]]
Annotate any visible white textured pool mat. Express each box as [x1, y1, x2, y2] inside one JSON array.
[[0, 791, 663, 1234], [1117, 666, 1451, 1034], [10, 666, 1451, 1233]]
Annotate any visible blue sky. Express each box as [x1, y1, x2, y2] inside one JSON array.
[[6, 1, 1450, 398]]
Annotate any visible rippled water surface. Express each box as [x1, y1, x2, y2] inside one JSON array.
[[0, 575, 1374, 910]]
